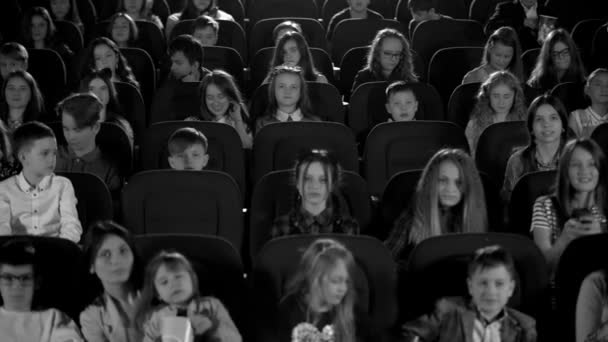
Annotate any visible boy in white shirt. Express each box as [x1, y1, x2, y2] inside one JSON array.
[[0, 121, 82, 242]]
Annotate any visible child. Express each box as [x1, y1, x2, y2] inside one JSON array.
[[49, 0, 84, 33], [81, 37, 139, 89], [0, 70, 45, 133], [55, 93, 122, 192], [569, 68, 608, 138], [408, 0, 451, 33], [167, 127, 209, 171], [0, 42, 28, 82], [256, 65, 320, 132], [120, 0, 163, 29], [20, 7, 73, 63], [263, 31, 328, 83], [465, 70, 526, 156], [0, 239, 84, 341], [165, 0, 234, 41], [0, 121, 82, 242], [401, 245, 536, 342], [326, 0, 383, 41], [0, 120, 20, 180], [385, 81, 419, 122], [192, 15, 219, 46], [135, 250, 241, 342], [108, 12, 139, 48], [278, 238, 374, 342], [168, 34, 211, 83], [271, 150, 359, 238]]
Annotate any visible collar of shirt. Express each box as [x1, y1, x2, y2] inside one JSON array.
[[16, 172, 53, 193], [521, 1, 538, 19], [275, 108, 303, 122], [65, 146, 102, 164], [296, 205, 334, 228]]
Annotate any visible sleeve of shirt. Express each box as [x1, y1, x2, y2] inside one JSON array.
[[143, 311, 161, 342], [208, 297, 242, 342], [576, 271, 607, 342], [0, 188, 11, 235], [401, 298, 457, 341], [79, 306, 108, 342], [501, 151, 523, 203], [49, 308, 85, 342], [58, 178, 82, 243], [530, 197, 551, 233]]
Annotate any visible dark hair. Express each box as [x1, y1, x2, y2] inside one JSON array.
[[482, 26, 524, 81], [467, 245, 517, 281], [82, 37, 139, 88], [180, 0, 219, 20], [21, 7, 57, 48], [0, 239, 37, 271], [12, 121, 55, 157], [119, 0, 154, 19], [0, 42, 29, 62], [49, 0, 82, 25], [269, 31, 322, 82], [366, 28, 418, 82], [107, 12, 139, 47], [82, 220, 143, 294], [1, 70, 45, 125], [169, 34, 204, 67], [272, 20, 302, 42], [408, 0, 437, 12], [264, 65, 314, 119], [167, 127, 208, 155], [385, 80, 418, 100], [198, 70, 251, 128], [79, 68, 123, 117], [293, 149, 343, 196], [192, 15, 219, 33], [56, 93, 103, 129]]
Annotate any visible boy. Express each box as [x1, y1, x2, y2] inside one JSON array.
[[0, 122, 82, 243], [168, 34, 211, 83], [402, 245, 536, 342], [0, 239, 83, 341], [385, 81, 419, 122], [167, 127, 209, 171], [192, 15, 219, 46], [326, 0, 383, 41], [0, 42, 28, 81], [408, 0, 451, 34]]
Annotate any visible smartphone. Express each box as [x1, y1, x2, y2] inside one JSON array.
[[572, 208, 593, 224]]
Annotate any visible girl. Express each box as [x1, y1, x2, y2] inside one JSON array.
[[119, 0, 164, 29], [271, 150, 360, 238], [465, 70, 527, 155], [135, 251, 242, 342], [278, 238, 374, 342], [0, 70, 45, 132], [165, 0, 234, 40], [528, 28, 586, 93], [80, 220, 144, 342], [188, 70, 253, 148], [49, 0, 83, 33], [255, 65, 320, 132], [462, 26, 524, 84], [263, 31, 328, 83], [531, 139, 608, 275], [576, 264, 608, 342], [81, 37, 140, 90], [570, 68, 608, 138], [502, 94, 569, 202], [20, 6, 73, 63], [0, 120, 20, 180], [351, 28, 418, 93], [385, 148, 488, 262], [80, 68, 134, 146], [108, 12, 139, 49]]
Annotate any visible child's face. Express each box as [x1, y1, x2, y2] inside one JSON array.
[[111, 17, 131, 46], [532, 104, 562, 145], [20, 137, 57, 178], [467, 265, 514, 320], [92, 235, 134, 286], [123, 0, 144, 14], [193, 26, 218, 46], [62, 112, 99, 152], [88, 77, 110, 107], [205, 83, 230, 118], [379, 37, 403, 74], [154, 264, 194, 306], [274, 73, 301, 109], [319, 259, 349, 307], [169, 143, 209, 171], [0, 264, 35, 312], [5, 77, 32, 110], [551, 41, 571, 72], [437, 161, 462, 208], [297, 161, 330, 209], [93, 44, 118, 74], [386, 90, 418, 121], [31, 15, 49, 43], [282, 39, 302, 67], [586, 73, 608, 105], [489, 83, 514, 116], [193, 0, 212, 11], [488, 42, 513, 71], [0, 55, 27, 79], [568, 147, 599, 194], [170, 51, 197, 80], [347, 0, 370, 13], [50, 0, 70, 20]]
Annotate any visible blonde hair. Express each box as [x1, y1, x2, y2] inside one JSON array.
[[470, 70, 526, 129]]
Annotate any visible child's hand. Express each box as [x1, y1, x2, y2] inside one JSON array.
[[228, 102, 243, 123], [189, 314, 213, 335]]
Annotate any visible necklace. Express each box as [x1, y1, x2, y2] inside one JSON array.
[[535, 148, 558, 169]]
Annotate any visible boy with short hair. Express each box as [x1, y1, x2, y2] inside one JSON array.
[[408, 0, 452, 33], [402, 245, 537, 342], [327, 0, 383, 41], [167, 127, 209, 171], [0, 239, 83, 341], [168, 34, 211, 83], [0, 121, 82, 243], [385, 81, 419, 122], [192, 15, 219, 46], [0, 42, 28, 81]]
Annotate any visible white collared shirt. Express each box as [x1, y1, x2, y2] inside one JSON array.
[[275, 108, 303, 122], [0, 172, 82, 242]]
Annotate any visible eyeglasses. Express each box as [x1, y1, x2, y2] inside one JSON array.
[[381, 51, 403, 60], [0, 273, 34, 286], [551, 48, 570, 59]]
